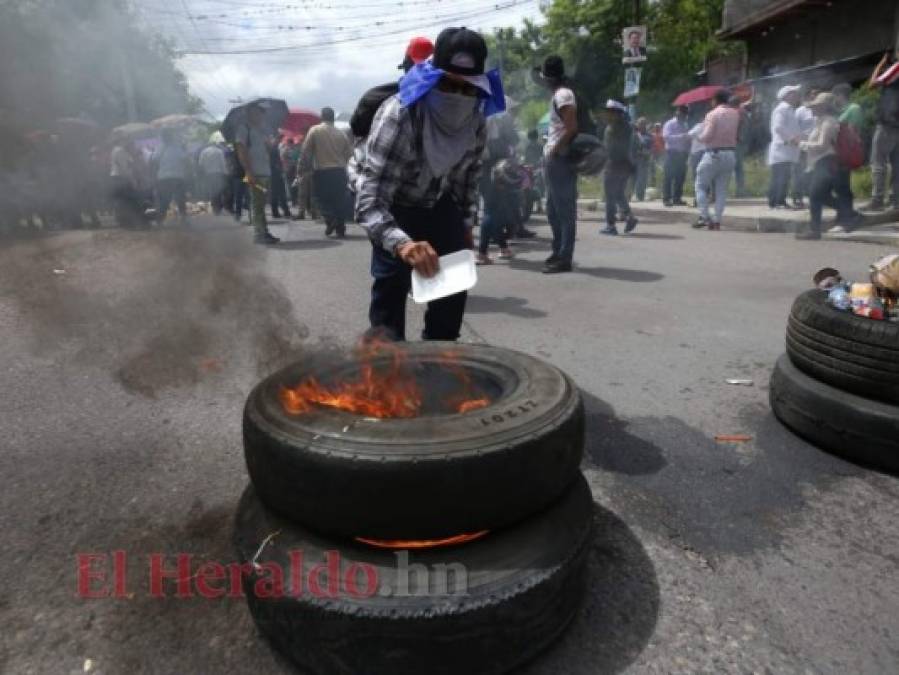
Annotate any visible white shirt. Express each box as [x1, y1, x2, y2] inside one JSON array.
[[545, 87, 576, 156], [688, 123, 707, 155], [109, 145, 132, 178], [154, 143, 189, 180], [198, 145, 227, 175], [767, 101, 801, 165], [795, 105, 816, 139]]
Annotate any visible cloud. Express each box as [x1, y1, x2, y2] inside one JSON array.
[[159, 2, 542, 118]]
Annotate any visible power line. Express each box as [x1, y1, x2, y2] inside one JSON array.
[[176, 0, 538, 55]]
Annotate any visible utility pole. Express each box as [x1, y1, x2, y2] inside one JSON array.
[[634, 0, 641, 24]]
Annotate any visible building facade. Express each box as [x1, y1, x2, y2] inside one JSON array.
[[717, 0, 898, 88]]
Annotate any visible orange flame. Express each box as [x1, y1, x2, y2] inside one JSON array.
[[279, 341, 492, 418], [355, 530, 489, 550]]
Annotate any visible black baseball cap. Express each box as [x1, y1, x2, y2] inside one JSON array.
[[432, 27, 487, 76]]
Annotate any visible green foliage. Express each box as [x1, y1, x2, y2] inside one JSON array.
[[487, 0, 739, 125], [517, 99, 549, 133], [0, 0, 199, 129], [850, 86, 881, 135]]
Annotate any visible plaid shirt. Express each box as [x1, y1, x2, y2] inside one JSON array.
[[355, 94, 486, 253]]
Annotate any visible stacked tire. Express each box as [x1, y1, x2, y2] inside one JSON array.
[[236, 343, 592, 674], [771, 290, 899, 472]]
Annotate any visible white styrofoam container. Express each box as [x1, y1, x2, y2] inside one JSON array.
[[411, 249, 478, 304]]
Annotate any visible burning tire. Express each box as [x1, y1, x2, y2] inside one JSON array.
[[770, 354, 899, 473], [243, 342, 584, 540], [234, 472, 594, 675]]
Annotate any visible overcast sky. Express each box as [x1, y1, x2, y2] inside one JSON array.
[[136, 0, 545, 119]]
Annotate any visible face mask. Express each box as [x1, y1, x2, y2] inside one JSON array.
[[424, 88, 478, 133]]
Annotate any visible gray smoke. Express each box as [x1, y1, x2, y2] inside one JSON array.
[[0, 228, 309, 398]]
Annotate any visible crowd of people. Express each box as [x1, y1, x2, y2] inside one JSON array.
[[2, 26, 897, 345]]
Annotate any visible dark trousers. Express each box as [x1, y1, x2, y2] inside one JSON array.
[[231, 177, 249, 218], [834, 166, 855, 222], [157, 178, 187, 220], [478, 171, 511, 254], [663, 150, 688, 203], [110, 177, 142, 228], [767, 162, 793, 207], [808, 157, 848, 232], [314, 167, 351, 231], [270, 173, 290, 217], [369, 194, 468, 342], [203, 173, 225, 214], [792, 154, 808, 201], [545, 155, 578, 264], [604, 170, 632, 226]]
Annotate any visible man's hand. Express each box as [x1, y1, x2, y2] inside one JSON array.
[[397, 241, 439, 278], [244, 172, 256, 186]]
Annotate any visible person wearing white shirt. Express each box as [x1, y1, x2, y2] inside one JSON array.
[[152, 129, 190, 224], [687, 121, 707, 206], [767, 85, 802, 209], [791, 90, 818, 208], [197, 143, 228, 215]]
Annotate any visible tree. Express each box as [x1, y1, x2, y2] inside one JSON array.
[[486, 0, 740, 123], [0, 0, 201, 130]]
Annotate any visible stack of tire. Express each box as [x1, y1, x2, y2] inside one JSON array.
[[770, 289, 899, 472], [235, 343, 592, 675]]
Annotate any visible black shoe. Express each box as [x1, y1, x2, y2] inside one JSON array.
[[600, 225, 619, 236], [672, 199, 688, 206], [545, 254, 560, 265], [692, 216, 708, 229], [516, 228, 537, 238], [794, 229, 821, 240], [624, 216, 638, 233], [325, 222, 335, 236], [542, 261, 572, 274], [254, 232, 280, 245], [663, 200, 673, 207]]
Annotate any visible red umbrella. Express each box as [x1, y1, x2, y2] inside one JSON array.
[[672, 84, 754, 107], [671, 86, 723, 107], [280, 108, 321, 137]]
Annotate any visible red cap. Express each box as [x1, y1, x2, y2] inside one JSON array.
[[405, 36, 434, 64]]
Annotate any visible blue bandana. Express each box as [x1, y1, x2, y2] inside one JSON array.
[[398, 61, 506, 117]]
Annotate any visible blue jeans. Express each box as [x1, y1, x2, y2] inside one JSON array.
[[231, 177, 249, 219], [545, 155, 578, 264], [696, 150, 736, 222]]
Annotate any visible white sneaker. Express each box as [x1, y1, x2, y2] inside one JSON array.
[[827, 225, 847, 234]]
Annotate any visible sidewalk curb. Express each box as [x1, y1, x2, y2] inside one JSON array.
[[577, 199, 899, 237]]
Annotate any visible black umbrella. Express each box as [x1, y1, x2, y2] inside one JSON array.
[[221, 98, 289, 143]]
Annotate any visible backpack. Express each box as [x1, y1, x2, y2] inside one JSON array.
[[835, 122, 864, 170], [350, 82, 400, 138]]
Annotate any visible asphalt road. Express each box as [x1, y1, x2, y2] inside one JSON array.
[[1, 211, 897, 674]]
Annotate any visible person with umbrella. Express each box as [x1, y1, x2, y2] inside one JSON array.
[[356, 27, 498, 341], [152, 128, 191, 226], [235, 101, 279, 245]]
